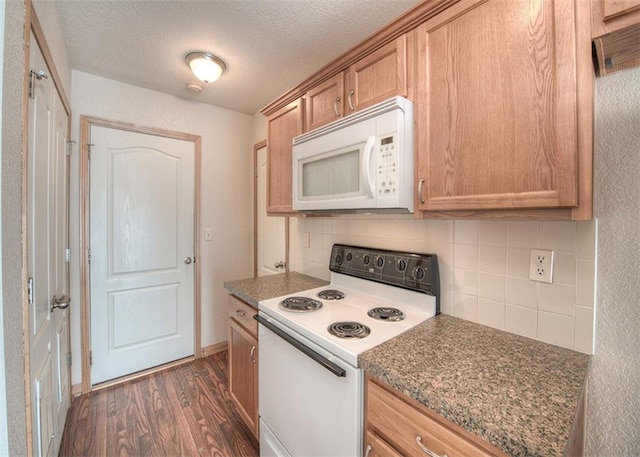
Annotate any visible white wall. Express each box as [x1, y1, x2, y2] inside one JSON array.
[[253, 112, 267, 144], [0, 3, 8, 454], [1, 0, 28, 454], [69, 71, 254, 386], [587, 67, 640, 455], [290, 217, 596, 353]]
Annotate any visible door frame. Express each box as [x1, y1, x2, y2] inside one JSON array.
[[22, 6, 73, 456], [79, 115, 202, 394], [253, 140, 289, 277]]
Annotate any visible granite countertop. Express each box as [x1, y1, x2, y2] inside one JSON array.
[[359, 315, 590, 457], [223, 271, 329, 308]]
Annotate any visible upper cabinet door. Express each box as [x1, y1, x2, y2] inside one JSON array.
[[305, 72, 345, 131], [415, 0, 578, 212], [346, 35, 408, 113], [603, 0, 640, 20], [267, 98, 304, 214]]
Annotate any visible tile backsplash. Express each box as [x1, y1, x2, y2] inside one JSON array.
[[289, 217, 596, 354]]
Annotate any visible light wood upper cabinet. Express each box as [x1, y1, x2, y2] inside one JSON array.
[[591, 0, 640, 76], [267, 98, 304, 214], [305, 72, 345, 131], [304, 35, 408, 131], [602, 0, 640, 21], [346, 35, 408, 113], [415, 0, 579, 212]]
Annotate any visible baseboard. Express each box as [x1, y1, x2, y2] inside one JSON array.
[[200, 341, 228, 357], [70, 343, 227, 396]]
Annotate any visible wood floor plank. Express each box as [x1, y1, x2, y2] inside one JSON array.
[[160, 365, 217, 456], [59, 352, 258, 457]]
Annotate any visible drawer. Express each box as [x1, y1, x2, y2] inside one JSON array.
[[367, 379, 506, 457], [364, 430, 403, 457], [228, 295, 257, 336]]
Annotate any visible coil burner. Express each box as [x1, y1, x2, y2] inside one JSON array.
[[279, 296, 323, 312], [367, 307, 405, 322], [316, 289, 346, 300], [327, 322, 371, 339]]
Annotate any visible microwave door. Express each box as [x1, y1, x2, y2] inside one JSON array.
[[295, 139, 374, 210]]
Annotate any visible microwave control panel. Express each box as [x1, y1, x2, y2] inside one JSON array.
[[377, 133, 398, 196]]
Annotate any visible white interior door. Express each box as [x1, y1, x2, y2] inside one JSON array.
[[257, 145, 286, 276], [27, 36, 71, 457], [89, 126, 195, 385]]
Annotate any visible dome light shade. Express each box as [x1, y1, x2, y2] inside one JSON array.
[[185, 51, 226, 83]]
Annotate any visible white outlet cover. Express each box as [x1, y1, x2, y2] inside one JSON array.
[[529, 249, 554, 283]]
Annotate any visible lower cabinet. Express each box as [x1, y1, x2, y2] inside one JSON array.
[[228, 295, 258, 438], [365, 376, 507, 457]]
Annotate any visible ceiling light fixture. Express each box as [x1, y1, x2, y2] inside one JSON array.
[[185, 51, 226, 83]]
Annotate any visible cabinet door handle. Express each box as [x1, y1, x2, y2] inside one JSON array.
[[236, 310, 246, 317], [364, 444, 372, 457], [416, 436, 448, 457], [418, 178, 426, 204], [333, 96, 341, 117], [250, 345, 257, 364], [347, 90, 355, 111]]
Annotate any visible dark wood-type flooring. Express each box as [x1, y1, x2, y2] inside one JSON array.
[[59, 351, 259, 457]]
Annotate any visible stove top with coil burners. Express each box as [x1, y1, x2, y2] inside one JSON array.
[[258, 244, 440, 367]]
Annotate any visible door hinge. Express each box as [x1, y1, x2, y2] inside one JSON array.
[[65, 248, 71, 263], [89, 351, 93, 366], [28, 69, 48, 99], [27, 277, 34, 305], [66, 139, 76, 156], [67, 353, 72, 366], [88, 248, 91, 265], [28, 71, 34, 99], [86, 143, 94, 160]]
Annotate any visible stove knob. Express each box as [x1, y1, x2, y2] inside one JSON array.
[[363, 254, 370, 265], [346, 252, 353, 262], [396, 259, 407, 272], [375, 256, 385, 268], [334, 254, 342, 265], [412, 266, 426, 281]]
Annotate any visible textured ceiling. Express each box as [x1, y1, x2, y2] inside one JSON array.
[[53, 0, 422, 114]]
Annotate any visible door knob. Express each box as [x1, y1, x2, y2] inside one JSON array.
[[274, 261, 285, 269], [51, 295, 71, 312], [184, 257, 193, 264]]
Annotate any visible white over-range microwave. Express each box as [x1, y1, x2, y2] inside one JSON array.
[[292, 96, 414, 213]]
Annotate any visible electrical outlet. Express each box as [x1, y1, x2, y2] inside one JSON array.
[[302, 232, 310, 248], [529, 249, 554, 283]]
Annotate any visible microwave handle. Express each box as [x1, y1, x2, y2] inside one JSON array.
[[362, 136, 376, 198]]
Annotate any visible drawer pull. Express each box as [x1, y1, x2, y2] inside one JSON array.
[[364, 444, 372, 457], [416, 436, 448, 457], [236, 310, 246, 317]]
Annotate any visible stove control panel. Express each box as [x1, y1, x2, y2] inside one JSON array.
[[330, 244, 440, 307]]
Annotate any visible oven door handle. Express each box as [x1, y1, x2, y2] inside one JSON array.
[[255, 314, 347, 378]]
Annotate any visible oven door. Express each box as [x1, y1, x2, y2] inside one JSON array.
[[257, 312, 363, 457]]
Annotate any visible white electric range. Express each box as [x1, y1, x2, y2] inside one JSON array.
[[257, 244, 440, 457]]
